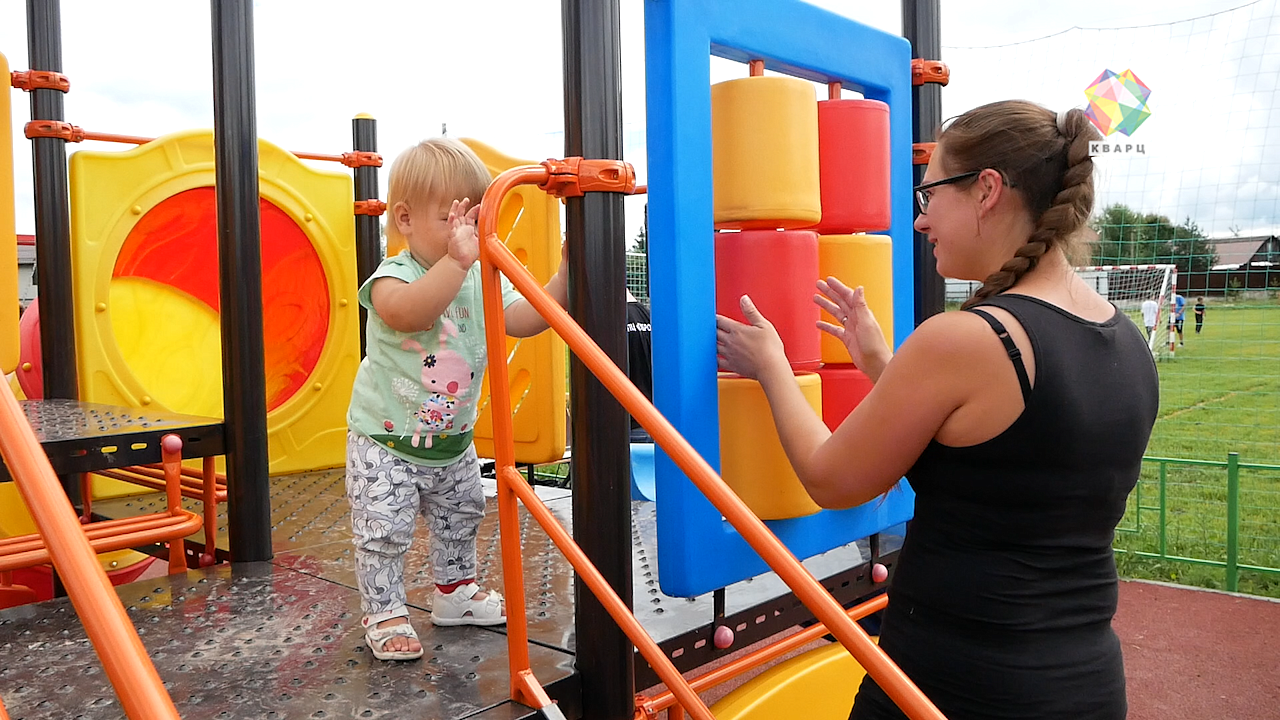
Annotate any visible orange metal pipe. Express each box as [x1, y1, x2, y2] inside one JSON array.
[[0, 694, 9, 720], [201, 456, 218, 565], [0, 507, 202, 551], [161, 435, 187, 574], [290, 150, 344, 162], [94, 467, 228, 503], [478, 176, 944, 719], [0, 383, 180, 719], [502, 467, 714, 720], [93, 470, 206, 501], [67, 128, 354, 167], [478, 165, 549, 706], [79, 130, 155, 145], [103, 462, 226, 484], [639, 594, 889, 717], [80, 472, 94, 523], [479, 167, 712, 718], [0, 515, 204, 573]]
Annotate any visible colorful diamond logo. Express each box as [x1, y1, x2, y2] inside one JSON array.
[[1084, 69, 1152, 137]]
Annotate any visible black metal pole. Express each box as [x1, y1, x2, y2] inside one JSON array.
[[904, 0, 945, 324], [210, 0, 271, 562], [352, 115, 380, 355], [26, 0, 78, 406], [27, 0, 79, 599], [562, 0, 634, 717]]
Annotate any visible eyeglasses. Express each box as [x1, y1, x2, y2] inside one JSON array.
[[914, 171, 980, 214]]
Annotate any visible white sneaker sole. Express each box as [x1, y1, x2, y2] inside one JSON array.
[[430, 615, 508, 627]]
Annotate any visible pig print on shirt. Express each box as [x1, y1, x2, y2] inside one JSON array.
[[400, 320, 475, 449]]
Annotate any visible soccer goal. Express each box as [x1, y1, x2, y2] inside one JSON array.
[[1077, 264, 1179, 358]]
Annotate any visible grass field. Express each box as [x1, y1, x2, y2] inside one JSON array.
[[1112, 299, 1280, 597]]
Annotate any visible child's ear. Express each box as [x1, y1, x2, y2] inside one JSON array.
[[393, 201, 413, 234]]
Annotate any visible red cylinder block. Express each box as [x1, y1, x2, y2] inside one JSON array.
[[716, 229, 820, 371], [808, 99, 891, 234], [815, 363, 874, 431]]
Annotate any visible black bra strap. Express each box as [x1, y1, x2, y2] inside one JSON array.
[[966, 308, 1033, 404]]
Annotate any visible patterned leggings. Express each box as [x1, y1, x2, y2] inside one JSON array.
[[345, 431, 485, 623]]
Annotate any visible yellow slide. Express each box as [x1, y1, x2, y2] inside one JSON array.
[[710, 641, 871, 719]]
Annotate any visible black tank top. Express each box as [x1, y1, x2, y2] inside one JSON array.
[[851, 294, 1159, 720]]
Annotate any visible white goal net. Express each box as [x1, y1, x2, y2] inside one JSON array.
[[1077, 264, 1178, 358]]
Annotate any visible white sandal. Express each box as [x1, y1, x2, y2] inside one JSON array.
[[364, 618, 424, 661], [431, 583, 506, 627]]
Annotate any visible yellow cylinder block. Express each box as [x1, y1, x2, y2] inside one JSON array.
[[711, 76, 821, 229], [818, 234, 894, 363], [719, 372, 822, 520], [1, 52, 18, 375]]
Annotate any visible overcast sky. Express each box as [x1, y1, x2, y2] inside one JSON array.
[[3, 0, 1276, 242]]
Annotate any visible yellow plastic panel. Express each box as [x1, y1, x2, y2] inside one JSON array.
[[0, 52, 18, 375], [68, 130, 361, 482], [818, 234, 894, 363], [463, 138, 567, 465], [710, 641, 870, 719], [711, 76, 821, 229], [718, 372, 821, 520]]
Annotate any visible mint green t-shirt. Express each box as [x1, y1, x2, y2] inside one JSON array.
[[347, 251, 521, 466]]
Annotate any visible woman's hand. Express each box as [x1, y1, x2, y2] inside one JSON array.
[[446, 198, 481, 268], [716, 295, 790, 381], [814, 277, 892, 380]]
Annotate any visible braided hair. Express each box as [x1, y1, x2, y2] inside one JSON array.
[[942, 101, 1102, 309]]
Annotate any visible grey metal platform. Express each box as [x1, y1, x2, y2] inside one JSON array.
[[0, 562, 573, 719], [2, 467, 898, 718]]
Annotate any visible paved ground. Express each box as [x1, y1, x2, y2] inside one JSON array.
[[1113, 580, 1280, 720]]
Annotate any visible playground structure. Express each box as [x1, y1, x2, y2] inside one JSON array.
[[0, 1, 965, 718]]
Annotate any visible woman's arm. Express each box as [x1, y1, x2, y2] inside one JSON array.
[[719, 298, 992, 509]]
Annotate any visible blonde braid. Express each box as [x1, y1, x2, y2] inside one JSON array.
[[961, 107, 1099, 309]]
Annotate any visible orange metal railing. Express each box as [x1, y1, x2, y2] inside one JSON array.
[[0, 382, 180, 718], [19, 122, 379, 170], [476, 162, 945, 720], [92, 458, 223, 566], [639, 594, 888, 719]]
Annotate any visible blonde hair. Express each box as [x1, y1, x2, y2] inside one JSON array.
[[938, 101, 1102, 309], [386, 138, 492, 248]]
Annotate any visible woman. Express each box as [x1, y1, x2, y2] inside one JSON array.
[[716, 101, 1158, 719]]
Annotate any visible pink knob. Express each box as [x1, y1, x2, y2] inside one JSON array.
[[871, 563, 888, 583], [161, 435, 183, 454], [713, 625, 735, 650]]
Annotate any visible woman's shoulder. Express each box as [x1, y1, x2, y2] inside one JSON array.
[[895, 310, 1007, 367]]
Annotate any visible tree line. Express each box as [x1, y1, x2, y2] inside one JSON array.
[[1090, 203, 1218, 273]]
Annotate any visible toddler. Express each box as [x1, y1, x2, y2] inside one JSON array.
[[346, 138, 568, 660]]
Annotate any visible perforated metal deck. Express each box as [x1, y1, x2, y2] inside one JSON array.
[[1, 468, 896, 718]]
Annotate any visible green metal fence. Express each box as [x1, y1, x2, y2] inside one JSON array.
[[1116, 454, 1280, 596], [626, 251, 648, 306]]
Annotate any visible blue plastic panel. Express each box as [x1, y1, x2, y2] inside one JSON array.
[[643, 0, 917, 597]]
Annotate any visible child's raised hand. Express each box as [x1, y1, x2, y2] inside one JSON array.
[[447, 198, 481, 268]]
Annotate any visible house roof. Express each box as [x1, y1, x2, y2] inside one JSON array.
[[1212, 236, 1272, 269]]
